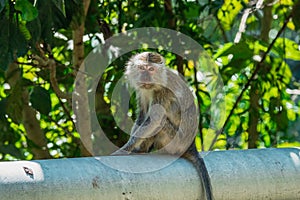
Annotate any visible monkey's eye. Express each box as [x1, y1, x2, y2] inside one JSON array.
[[148, 66, 155, 71], [138, 65, 145, 70]]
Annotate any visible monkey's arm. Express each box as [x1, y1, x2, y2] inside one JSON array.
[[114, 104, 167, 153]]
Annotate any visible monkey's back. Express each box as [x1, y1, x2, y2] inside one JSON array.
[[149, 70, 198, 155]]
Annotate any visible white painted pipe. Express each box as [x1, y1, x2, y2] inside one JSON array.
[[0, 148, 299, 200]]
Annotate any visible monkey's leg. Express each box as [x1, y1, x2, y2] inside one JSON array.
[[112, 122, 161, 155], [183, 143, 214, 200], [116, 120, 164, 154]]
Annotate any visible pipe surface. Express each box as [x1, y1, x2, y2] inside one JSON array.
[[206, 148, 300, 200], [0, 148, 299, 200]]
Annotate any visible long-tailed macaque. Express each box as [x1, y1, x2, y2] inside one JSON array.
[[113, 52, 213, 200]]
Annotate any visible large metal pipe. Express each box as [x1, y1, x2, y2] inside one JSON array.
[[0, 148, 299, 200], [207, 148, 300, 200]]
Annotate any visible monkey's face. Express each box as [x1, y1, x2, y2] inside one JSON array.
[[136, 64, 158, 89], [125, 52, 167, 90]]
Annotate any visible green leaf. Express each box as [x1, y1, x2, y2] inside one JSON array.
[[0, 99, 7, 121], [52, 0, 66, 17], [11, 22, 28, 57], [214, 42, 253, 83], [0, 19, 11, 71], [214, 42, 252, 60], [0, 18, 28, 71], [27, 18, 41, 43], [0, 144, 23, 158], [0, 0, 6, 13], [217, 0, 244, 30], [36, 0, 70, 43], [274, 38, 300, 61], [30, 86, 52, 115], [19, 21, 32, 40], [292, 0, 300, 30], [184, 2, 200, 19], [15, 0, 38, 21]]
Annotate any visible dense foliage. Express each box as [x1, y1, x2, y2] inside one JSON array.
[[0, 0, 300, 160]]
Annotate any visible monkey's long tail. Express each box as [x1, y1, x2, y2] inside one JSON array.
[[183, 144, 214, 200]]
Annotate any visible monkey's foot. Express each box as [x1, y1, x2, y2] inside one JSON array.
[[111, 149, 131, 156]]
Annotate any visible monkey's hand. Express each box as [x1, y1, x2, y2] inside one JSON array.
[[113, 104, 166, 154], [133, 103, 166, 138]]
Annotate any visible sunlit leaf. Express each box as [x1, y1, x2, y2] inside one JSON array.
[[19, 21, 32, 40], [274, 38, 300, 61], [217, 0, 244, 30]]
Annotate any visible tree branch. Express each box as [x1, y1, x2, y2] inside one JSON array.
[[234, 8, 252, 43], [32, 54, 72, 100]]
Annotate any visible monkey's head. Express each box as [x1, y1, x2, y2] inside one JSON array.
[[125, 52, 167, 90]]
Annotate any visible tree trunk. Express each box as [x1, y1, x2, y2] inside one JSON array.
[[248, 1, 273, 148], [248, 83, 260, 149], [72, 0, 92, 156]]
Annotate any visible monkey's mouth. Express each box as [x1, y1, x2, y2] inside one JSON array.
[[138, 83, 154, 89]]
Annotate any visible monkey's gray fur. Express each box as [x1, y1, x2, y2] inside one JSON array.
[[114, 52, 213, 200]]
